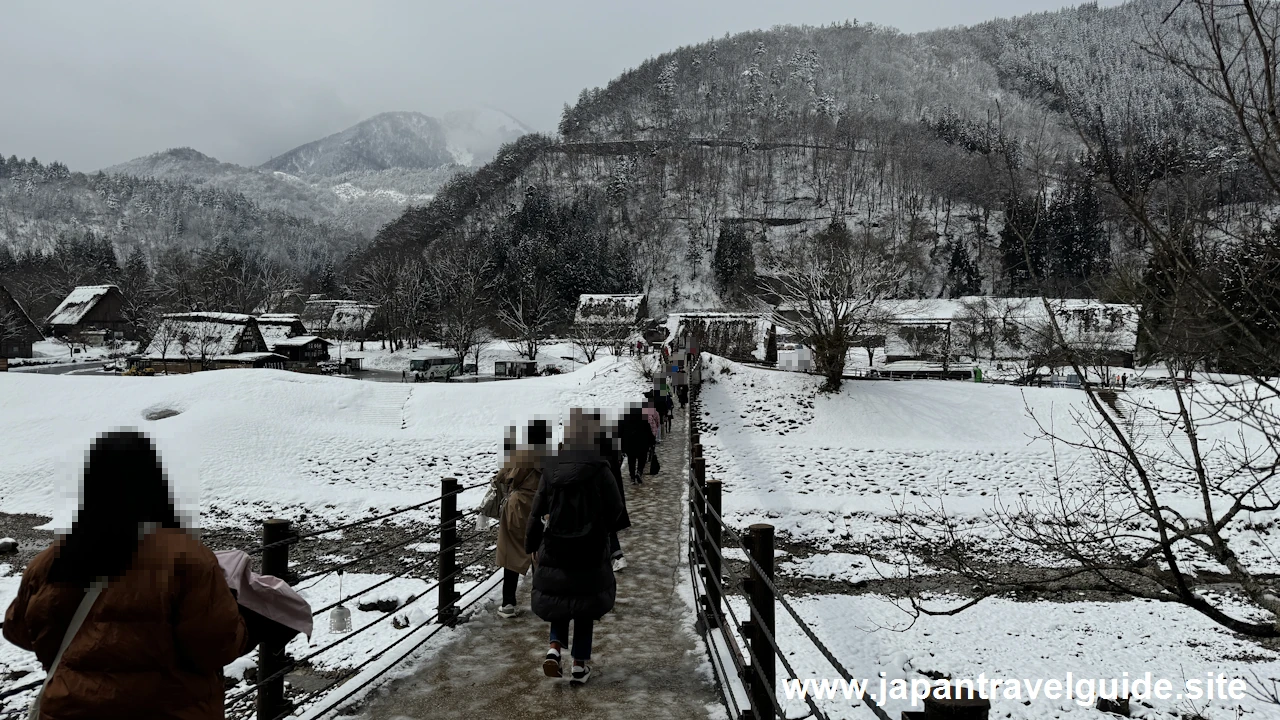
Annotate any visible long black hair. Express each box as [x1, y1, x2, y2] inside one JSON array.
[[47, 430, 181, 587]]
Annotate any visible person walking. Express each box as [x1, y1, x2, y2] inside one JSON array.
[[593, 414, 631, 571], [618, 405, 656, 485], [526, 410, 627, 686], [642, 397, 662, 443], [4, 430, 252, 719], [493, 421, 549, 619]]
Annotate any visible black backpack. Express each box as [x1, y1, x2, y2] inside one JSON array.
[[543, 476, 601, 565]]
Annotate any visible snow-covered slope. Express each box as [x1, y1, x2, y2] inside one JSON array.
[[260, 111, 457, 176]]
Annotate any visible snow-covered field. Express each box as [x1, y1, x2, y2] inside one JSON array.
[[335, 339, 612, 375], [698, 356, 1279, 569], [0, 355, 647, 530], [697, 356, 1280, 720], [0, 356, 649, 712], [760, 592, 1280, 720]]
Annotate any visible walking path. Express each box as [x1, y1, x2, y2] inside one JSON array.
[[353, 407, 721, 720]]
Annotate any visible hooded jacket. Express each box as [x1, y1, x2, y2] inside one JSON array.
[[524, 449, 626, 621], [3, 528, 250, 720]]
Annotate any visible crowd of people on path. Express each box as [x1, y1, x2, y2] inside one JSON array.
[[485, 337, 697, 686]]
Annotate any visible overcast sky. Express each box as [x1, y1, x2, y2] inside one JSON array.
[[1, 0, 1124, 172]]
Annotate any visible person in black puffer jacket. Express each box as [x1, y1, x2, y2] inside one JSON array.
[[525, 409, 626, 686]]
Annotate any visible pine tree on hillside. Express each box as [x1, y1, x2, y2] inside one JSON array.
[[945, 240, 982, 297], [712, 223, 756, 305]]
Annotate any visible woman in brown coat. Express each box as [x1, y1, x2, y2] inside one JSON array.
[[3, 430, 251, 720], [494, 420, 549, 618]]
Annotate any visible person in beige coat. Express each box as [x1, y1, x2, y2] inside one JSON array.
[[495, 420, 549, 618]]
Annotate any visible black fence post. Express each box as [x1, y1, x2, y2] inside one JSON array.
[[438, 477, 460, 627], [258, 518, 293, 720], [747, 523, 776, 720], [703, 478, 722, 629]]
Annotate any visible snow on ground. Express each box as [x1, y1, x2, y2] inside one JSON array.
[[743, 592, 1280, 720], [0, 356, 648, 709], [335, 340, 609, 375], [0, 355, 647, 530], [697, 356, 1280, 570], [697, 356, 1280, 720]]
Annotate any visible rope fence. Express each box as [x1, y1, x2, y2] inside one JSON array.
[[684, 361, 895, 720], [0, 476, 498, 720]]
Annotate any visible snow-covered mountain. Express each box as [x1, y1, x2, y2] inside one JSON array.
[[97, 110, 531, 238], [260, 111, 458, 176]]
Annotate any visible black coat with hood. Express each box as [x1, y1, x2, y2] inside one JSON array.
[[524, 449, 627, 621]]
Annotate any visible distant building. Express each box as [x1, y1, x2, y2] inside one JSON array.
[[45, 285, 131, 345], [492, 352, 539, 378], [301, 300, 379, 339], [0, 284, 43, 359], [134, 312, 276, 374], [256, 314, 309, 349], [574, 294, 648, 326], [666, 312, 776, 363], [270, 336, 333, 366]]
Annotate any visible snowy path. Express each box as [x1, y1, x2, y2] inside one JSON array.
[[352, 409, 723, 720]]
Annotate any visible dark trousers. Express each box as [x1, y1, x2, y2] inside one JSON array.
[[550, 618, 595, 661], [502, 568, 520, 606], [610, 532, 622, 558], [626, 451, 645, 480]]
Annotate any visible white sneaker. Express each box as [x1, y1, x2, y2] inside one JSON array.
[[543, 647, 562, 677], [570, 663, 592, 686], [612, 556, 628, 572], [497, 604, 519, 618]]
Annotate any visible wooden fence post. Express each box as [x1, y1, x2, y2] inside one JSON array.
[[258, 518, 293, 720], [702, 478, 722, 629], [438, 477, 460, 627], [746, 523, 776, 720]]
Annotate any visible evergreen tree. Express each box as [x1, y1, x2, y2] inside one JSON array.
[[945, 240, 982, 296], [712, 223, 756, 304]]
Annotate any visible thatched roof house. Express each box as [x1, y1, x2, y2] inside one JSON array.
[[45, 285, 131, 344], [0, 284, 43, 359], [137, 312, 271, 373], [301, 300, 379, 337], [666, 312, 776, 362], [574, 294, 648, 326]]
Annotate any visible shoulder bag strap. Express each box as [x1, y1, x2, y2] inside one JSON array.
[[28, 579, 105, 720]]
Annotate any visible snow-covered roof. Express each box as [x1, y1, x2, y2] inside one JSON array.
[[271, 335, 332, 348], [665, 312, 773, 361], [0, 284, 43, 340], [301, 300, 378, 334], [141, 313, 258, 359], [491, 352, 537, 362], [166, 311, 253, 323], [406, 347, 457, 360], [46, 285, 118, 327], [574, 294, 646, 325], [256, 315, 307, 351], [215, 352, 285, 362], [258, 313, 301, 321]]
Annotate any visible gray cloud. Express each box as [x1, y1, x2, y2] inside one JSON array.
[[1, 0, 1124, 171]]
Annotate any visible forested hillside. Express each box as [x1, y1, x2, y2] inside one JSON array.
[[0, 155, 363, 322], [370, 0, 1261, 316], [105, 147, 451, 238]]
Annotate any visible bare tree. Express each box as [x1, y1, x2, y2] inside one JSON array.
[[900, 1, 1280, 639], [431, 243, 494, 367], [759, 220, 907, 391], [498, 278, 560, 361], [568, 320, 608, 364]]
